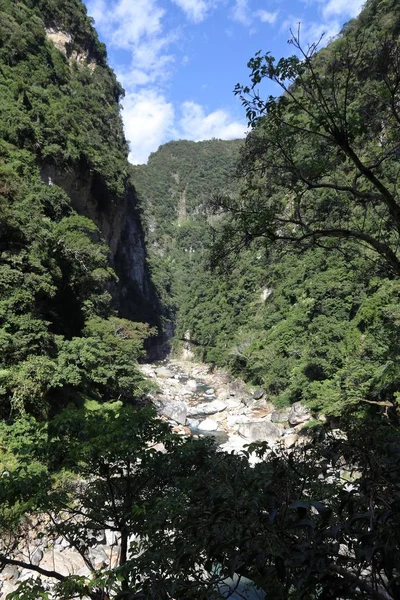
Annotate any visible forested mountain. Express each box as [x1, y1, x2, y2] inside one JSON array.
[[2, 0, 400, 599], [0, 0, 160, 418], [132, 139, 243, 336]]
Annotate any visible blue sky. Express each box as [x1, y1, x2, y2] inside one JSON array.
[[84, 0, 365, 164]]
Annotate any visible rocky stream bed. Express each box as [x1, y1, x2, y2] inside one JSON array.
[[143, 358, 315, 456]]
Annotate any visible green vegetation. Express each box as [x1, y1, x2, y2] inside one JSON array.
[[133, 0, 400, 418], [0, 0, 156, 421], [132, 138, 243, 332], [2, 0, 400, 599]]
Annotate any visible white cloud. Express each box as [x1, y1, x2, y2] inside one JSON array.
[[87, 0, 164, 48], [123, 97, 247, 164], [233, 1, 278, 29], [256, 10, 279, 24], [179, 101, 247, 140], [322, 0, 365, 19], [304, 19, 341, 44], [171, 0, 210, 23], [122, 91, 175, 164], [87, 0, 247, 164], [232, 0, 251, 26], [87, 0, 175, 87]]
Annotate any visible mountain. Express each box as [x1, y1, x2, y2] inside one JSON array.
[[0, 0, 160, 417], [132, 138, 244, 343]]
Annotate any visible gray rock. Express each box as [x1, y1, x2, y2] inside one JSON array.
[[198, 419, 218, 432], [238, 421, 281, 444], [271, 410, 290, 423], [1, 565, 20, 581], [204, 388, 215, 396], [88, 546, 109, 569], [224, 397, 245, 410], [227, 415, 249, 428], [288, 402, 311, 426], [228, 380, 246, 396], [252, 388, 265, 400], [156, 366, 174, 378], [55, 536, 69, 549], [31, 547, 44, 566], [105, 529, 119, 546], [162, 400, 188, 425], [186, 379, 198, 390], [187, 419, 200, 429], [200, 399, 227, 415]]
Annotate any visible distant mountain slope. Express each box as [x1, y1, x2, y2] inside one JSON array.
[[132, 139, 244, 338]]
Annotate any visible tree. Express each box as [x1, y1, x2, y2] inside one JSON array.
[[212, 27, 400, 276], [2, 408, 400, 600], [0, 406, 183, 600]]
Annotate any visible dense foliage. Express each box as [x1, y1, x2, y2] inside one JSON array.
[[0, 0, 153, 417], [2, 407, 400, 600], [132, 139, 243, 331]]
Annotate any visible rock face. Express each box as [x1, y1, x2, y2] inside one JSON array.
[[271, 410, 290, 423], [41, 22, 162, 336], [40, 164, 160, 328], [288, 402, 312, 426]]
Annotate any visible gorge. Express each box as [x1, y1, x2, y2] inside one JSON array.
[[1, 0, 400, 598]]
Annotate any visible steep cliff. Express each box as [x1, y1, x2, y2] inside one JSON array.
[[0, 0, 159, 326], [0, 0, 162, 418]]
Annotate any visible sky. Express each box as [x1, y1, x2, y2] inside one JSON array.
[[84, 0, 366, 165]]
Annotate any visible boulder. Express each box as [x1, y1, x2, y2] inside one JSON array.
[[31, 547, 44, 566], [1, 565, 20, 581], [202, 399, 227, 414], [162, 400, 188, 425], [252, 388, 265, 400], [186, 379, 198, 390], [40, 548, 87, 576], [238, 421, 281, 444], [249, 405, 274, 419], [227, 415, 249, 428], [283, 433, 298, 449], [105, 529, 119, 547], [228, 380, 247, 396], [271, 410, 290, 423], [88, 546, 109, 569], [156, 366, 174, 378], [198, 419, 218, 432], [288, 402, 311, 426]]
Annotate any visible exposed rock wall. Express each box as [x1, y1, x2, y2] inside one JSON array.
[[40, 163, 158, 326], [41, 23, 163, 334]]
